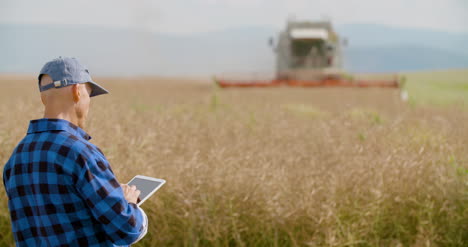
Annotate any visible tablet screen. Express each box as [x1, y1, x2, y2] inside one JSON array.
[[128, 177, 164, 204]]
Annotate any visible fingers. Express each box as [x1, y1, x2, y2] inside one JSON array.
[[121, 184, 129, 192], [121, 184, 141, 204], [134, 190, 141, 204], [131, 187, 141, 204], [121, 184, 136, 192]]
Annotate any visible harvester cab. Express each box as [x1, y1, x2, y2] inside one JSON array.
[[274, 20, 343, 80]]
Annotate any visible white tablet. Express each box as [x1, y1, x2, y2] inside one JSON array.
[[127, 175, 166, 206]]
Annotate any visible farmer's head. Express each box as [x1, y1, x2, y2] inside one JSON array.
[[38, 57, 109, 128]]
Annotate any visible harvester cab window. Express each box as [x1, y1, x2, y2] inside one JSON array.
[[291, 39, 324, 57], [291, 39, 326, 68]]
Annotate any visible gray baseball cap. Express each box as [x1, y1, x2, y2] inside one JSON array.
[[38, 57, 109, 97]]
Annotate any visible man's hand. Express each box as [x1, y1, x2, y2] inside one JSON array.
[[121, 184, 141, 204]]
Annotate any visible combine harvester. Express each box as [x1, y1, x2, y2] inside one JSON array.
[[215, 20, 400, 89]]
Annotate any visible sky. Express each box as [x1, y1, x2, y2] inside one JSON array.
[[1, 0, 467, 34]]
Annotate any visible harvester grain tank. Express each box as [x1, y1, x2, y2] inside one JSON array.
[[215, 20, 400, 88]]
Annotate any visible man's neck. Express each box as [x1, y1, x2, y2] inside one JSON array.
[[43, 109, 78, 127]]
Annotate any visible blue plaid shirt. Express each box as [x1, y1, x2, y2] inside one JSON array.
[[3, 119, 147, 246]]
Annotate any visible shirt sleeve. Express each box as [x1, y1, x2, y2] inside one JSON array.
[[74, 154, 146, 245], [132, 206, 148, 244]]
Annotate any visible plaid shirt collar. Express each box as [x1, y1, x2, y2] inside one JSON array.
[[27, 118, 92, 141]]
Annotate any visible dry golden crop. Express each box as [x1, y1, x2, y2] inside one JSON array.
[[0, 75, 467, 246]]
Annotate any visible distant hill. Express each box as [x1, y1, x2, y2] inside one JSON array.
[[337, 24, 468, 55], [344, 45, 468, 73], [0, 23, 467, 76], [0, 24, 275, 76], [338, 24, 468, 72]]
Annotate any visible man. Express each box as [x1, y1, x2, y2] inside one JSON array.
[[2, 57, 148, 246]]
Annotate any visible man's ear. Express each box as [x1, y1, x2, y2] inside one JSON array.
[[72, 84, 80, 103], [40, 94, 46, 106]]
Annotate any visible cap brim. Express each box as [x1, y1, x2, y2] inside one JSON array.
[[88, 81, 109, 97]]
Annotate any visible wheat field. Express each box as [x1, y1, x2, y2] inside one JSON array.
[[0, 74, 467, 246]]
